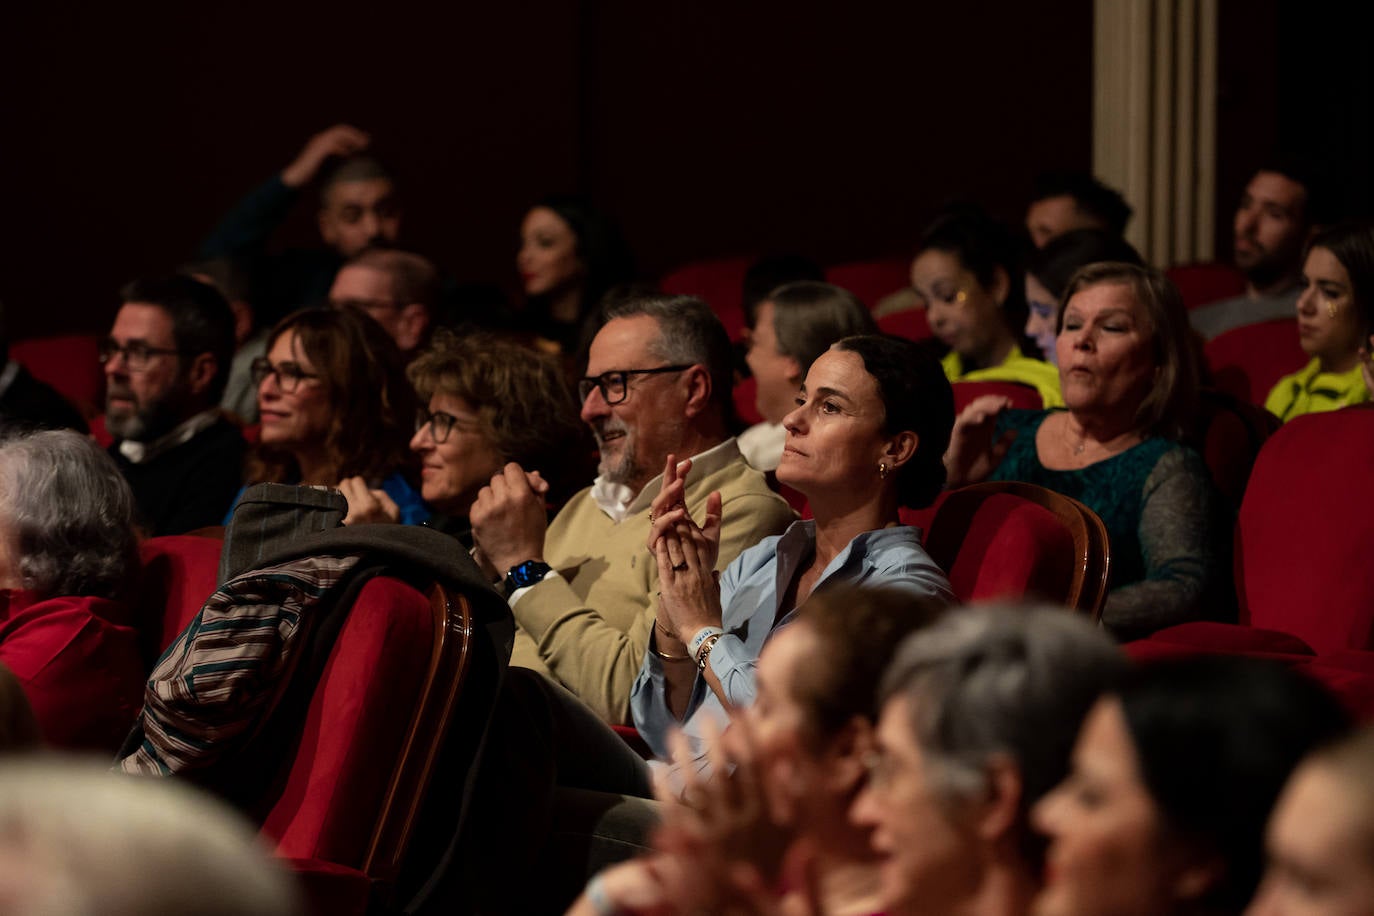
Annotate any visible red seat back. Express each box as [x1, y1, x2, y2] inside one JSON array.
[[1165, 261, 1247, 310], [258, 574, 474, 908], [1187, 390, 1281, 510], [951, 380, 1044, 414], [136, 535, 224, 668], [875, 307, 932, 342], [1236, 407, 1374, 652], [660, 256, 756, 342], [924, 482, 1110, 617], [10, 334, 104, 417], [1204, 318, 1307, 405], [824, 257, 911, 309]]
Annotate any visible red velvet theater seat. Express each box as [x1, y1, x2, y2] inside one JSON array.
[[261, 577, 473, 909], [1234, 408, 1374, 652], [923, 482, 1111, 618], [1186, 390, 1281, 511], [10, 334, 104, 418], [1204, 318, 1307, 405], [135, 535, 224, 668], [1164, 261, 1247, 310], [1147, 407, 1374, 657], [824, 256, 911, 309], [875, 307, 932, 342], [660, 255, 756, 342], [951, 380, 1044, 415]]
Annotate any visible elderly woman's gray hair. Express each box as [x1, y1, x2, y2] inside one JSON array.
[[880, 606, 1125, 852], [0, 758, 299, 915], [0, 430, 139, 599]]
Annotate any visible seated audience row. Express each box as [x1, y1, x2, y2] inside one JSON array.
[[573, 591, 1358, 916]]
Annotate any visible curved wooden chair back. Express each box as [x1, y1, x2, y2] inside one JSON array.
[[924, 481, 1111, 619]]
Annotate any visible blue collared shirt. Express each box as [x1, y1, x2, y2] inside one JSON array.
[[630, 520, 954, 768]]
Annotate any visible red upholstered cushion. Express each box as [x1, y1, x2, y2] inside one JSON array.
[[136, 536, 224, 665], [1147, 622, 1315, 656], [660, 256, 755, 342], [1122, 639, 1207, 663], [1164, 261, 1247, 310], [1236, 408, 1374, 652], [952, 381, 1043, 415], [1311, 649, 1374, 675], [824, 257, 911, 309], [1204, 318, 1308, 404], [942, 493, 1074, 603], [876, 308, 932, 343], [263, 576, 434, 866], [10, 334, 104, 417]]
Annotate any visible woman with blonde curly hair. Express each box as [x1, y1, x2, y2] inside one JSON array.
[[409, 330, 591, 545]]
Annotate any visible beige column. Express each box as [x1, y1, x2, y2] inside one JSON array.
[[1094, 0, 1218, 266]]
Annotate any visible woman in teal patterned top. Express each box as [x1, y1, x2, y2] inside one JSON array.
[[946, 262, 1224, 640]]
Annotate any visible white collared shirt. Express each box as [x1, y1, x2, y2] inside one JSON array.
[[117, 409, 221, 465]]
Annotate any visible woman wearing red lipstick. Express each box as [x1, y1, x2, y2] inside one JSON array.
[[1032, 656, 1350, 916], [515, 194, 635, 357], [946, 262, 1223, 640], [239, 306, 426, 524], [1264, 221, 1374, 421]]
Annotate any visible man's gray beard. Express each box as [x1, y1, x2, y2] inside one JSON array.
[[105, 395, 185, 443], [599, 436, 640, 487]]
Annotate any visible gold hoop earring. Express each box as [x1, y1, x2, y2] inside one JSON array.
[[879, 462, 889, 479]]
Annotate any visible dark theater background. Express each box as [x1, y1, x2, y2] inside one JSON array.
[[0, 0, 1364, 339]]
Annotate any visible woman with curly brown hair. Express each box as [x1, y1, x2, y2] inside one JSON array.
[[408, 330, 591, 545], [237, 306, 425, 524]]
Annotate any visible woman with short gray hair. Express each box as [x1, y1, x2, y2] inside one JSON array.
[[0, 430, 144, 751], [851, 605, 1126, 916]]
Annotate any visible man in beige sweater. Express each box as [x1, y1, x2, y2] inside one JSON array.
[[471, 295, 795, 724]]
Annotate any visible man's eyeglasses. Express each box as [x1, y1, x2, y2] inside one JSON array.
[[97, 338, 182, 371], [577, 365, 692, 405], [415, 407, 481, 444], [250, 357, 320, 394]]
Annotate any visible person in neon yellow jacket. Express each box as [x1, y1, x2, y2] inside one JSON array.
[[911, 206, 1064, 407], [1265, 221, 1374, 422]]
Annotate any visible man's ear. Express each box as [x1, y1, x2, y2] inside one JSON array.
[[682, 364, 713, 418], [975, 754, 1024, 844], [397, 304, 431, 353], [185, 353, 219, 400], [783, 355, 804, 387]]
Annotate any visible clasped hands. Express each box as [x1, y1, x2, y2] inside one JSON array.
[[646, 454, 724, 649]]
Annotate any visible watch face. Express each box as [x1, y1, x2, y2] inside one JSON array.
[[509, 560, 551, 588]]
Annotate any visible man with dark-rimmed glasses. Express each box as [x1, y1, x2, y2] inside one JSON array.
[[470, 293, 794, 725], [103, 275, 245, 536]]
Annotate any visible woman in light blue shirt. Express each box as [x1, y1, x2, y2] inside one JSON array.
[[636, 335, 956, 765]]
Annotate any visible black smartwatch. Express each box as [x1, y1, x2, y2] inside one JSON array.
[[503, 560, 553, 598]]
